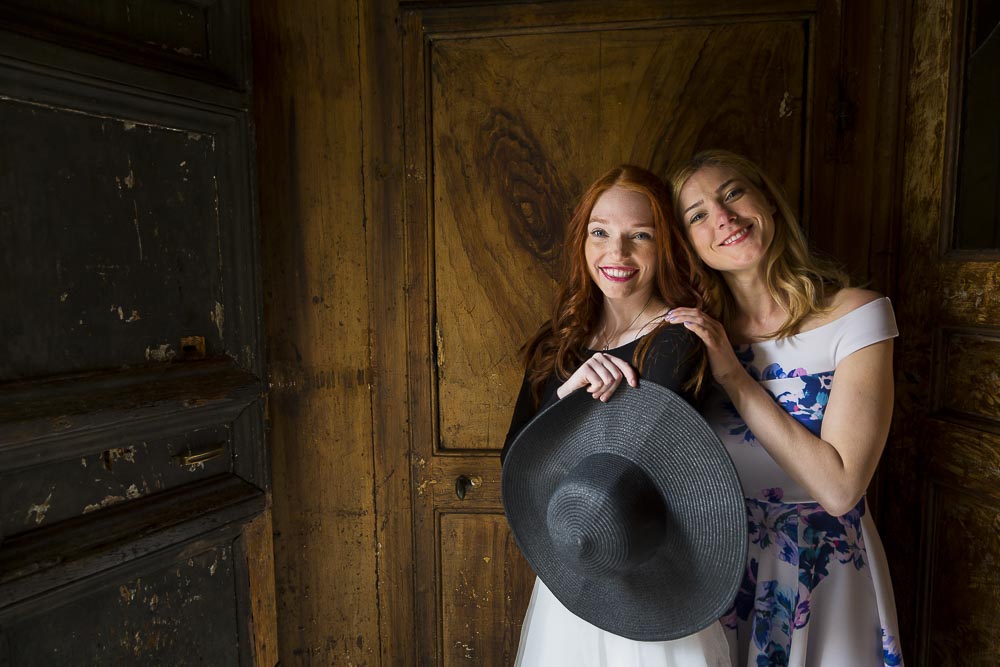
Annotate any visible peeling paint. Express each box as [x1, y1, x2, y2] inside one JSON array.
[[436, 320, 445, 367], [453, 641, 475, 660], [416, 478, 438, 496], [133, 201, 143, 261], [211, 301, 224, 339], [119, 583, 137, 604], [145, 344, 176, 362], [124, 158, 135, 189], [25, 492, 53, 525], [778, 91, 794, 118], [102, 446, 136, 470], [83, 484, 142, 513]]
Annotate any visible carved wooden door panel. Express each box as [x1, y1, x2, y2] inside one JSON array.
[[881, 0, 1000, 661], [394, 2, 880, 664]]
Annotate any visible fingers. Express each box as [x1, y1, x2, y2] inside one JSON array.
[[665, 308, 745, 384], [558, 352, 639, 402], [665, 307, 715, 344], [603, 353, 640, 388]]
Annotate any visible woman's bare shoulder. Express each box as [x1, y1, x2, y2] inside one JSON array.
[[829, 287, 883, 311], [801, 288, 884, 332]]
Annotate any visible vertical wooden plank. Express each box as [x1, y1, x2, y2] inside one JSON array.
[[245, 503, 279, 667], [401, 8, 439, 665], [360, 0, 418, 663], [250, 0, 379, 663]]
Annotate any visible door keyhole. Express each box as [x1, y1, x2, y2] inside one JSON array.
[[455, 475, 482, 500]]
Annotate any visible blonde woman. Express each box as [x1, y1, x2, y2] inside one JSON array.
[[667, 150, 904, 666]]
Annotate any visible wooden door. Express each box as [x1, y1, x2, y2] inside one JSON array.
[[881, 0, 1000, 661], [0, 1, 276, 664], [381, 1, 900, 664]]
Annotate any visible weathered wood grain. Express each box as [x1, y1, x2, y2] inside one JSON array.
[[245, 504, 279, 667], [439, 513, 534, 667], [361, 0, 419, 663], [251, 0, 379, 663], [924, 484, 1000, 665]]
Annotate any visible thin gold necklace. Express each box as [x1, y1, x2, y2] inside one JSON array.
[[601, 294, 653, 351]]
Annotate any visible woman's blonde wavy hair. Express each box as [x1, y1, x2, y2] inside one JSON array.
[[668, 149, 849, 339]]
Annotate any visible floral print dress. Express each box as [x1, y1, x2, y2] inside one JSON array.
[[699, 297, 905, 667]]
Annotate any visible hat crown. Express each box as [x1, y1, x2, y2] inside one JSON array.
[[545, 453, 666, 576]]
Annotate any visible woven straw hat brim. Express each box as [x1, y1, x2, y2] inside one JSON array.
[[502, 380, 747, 641]]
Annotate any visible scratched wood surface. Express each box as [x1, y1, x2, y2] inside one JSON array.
[[0, 88, 224, 380], [880, 0, 1000, 660], [3, 541, 244, 664], [439, 513, 534, 666], [245, 503, 279, 667], [251, 0, 380, 663]]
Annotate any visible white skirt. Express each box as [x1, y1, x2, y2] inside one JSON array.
[[515, 578, 731, 667]]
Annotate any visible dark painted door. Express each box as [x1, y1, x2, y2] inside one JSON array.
[[0, 1, 274, 664]]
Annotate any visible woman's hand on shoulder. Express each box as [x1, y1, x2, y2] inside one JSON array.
[[664, 308, 745, 385], [556, 353, 639, 402]]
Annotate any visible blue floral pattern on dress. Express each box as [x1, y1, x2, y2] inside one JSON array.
[[726, 497, 892, 664], [882, 630, 904, 666], [774, 373, 833, 436]]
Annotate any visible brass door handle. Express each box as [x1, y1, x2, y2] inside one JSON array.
[[173, 444, 225, 466], [455, 475, 482, 500]]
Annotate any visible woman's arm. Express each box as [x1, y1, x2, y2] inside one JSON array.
[[667, 308, 894, 516], [501, 374, 538, 466]]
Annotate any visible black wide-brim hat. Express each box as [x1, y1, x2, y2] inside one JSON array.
[[501, 380, 747, 641]]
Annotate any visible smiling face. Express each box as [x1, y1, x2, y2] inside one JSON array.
[[677, 165, 777, 276], [584, 186, 658, 302]]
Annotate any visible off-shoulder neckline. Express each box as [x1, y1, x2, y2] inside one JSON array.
[[737, 297, 889, 348]]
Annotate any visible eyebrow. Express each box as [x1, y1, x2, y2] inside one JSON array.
[[681, 178, 740, 215]]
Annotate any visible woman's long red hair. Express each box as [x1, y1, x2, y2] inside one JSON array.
[[522, 165, 708, 404]]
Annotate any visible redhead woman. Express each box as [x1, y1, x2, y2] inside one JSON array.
[[502, 165, 729, 666], [667, 150, 904, 666]]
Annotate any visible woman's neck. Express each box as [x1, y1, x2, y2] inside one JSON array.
[[722, 270, 785, 341], [596, 292, 665, 350]]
